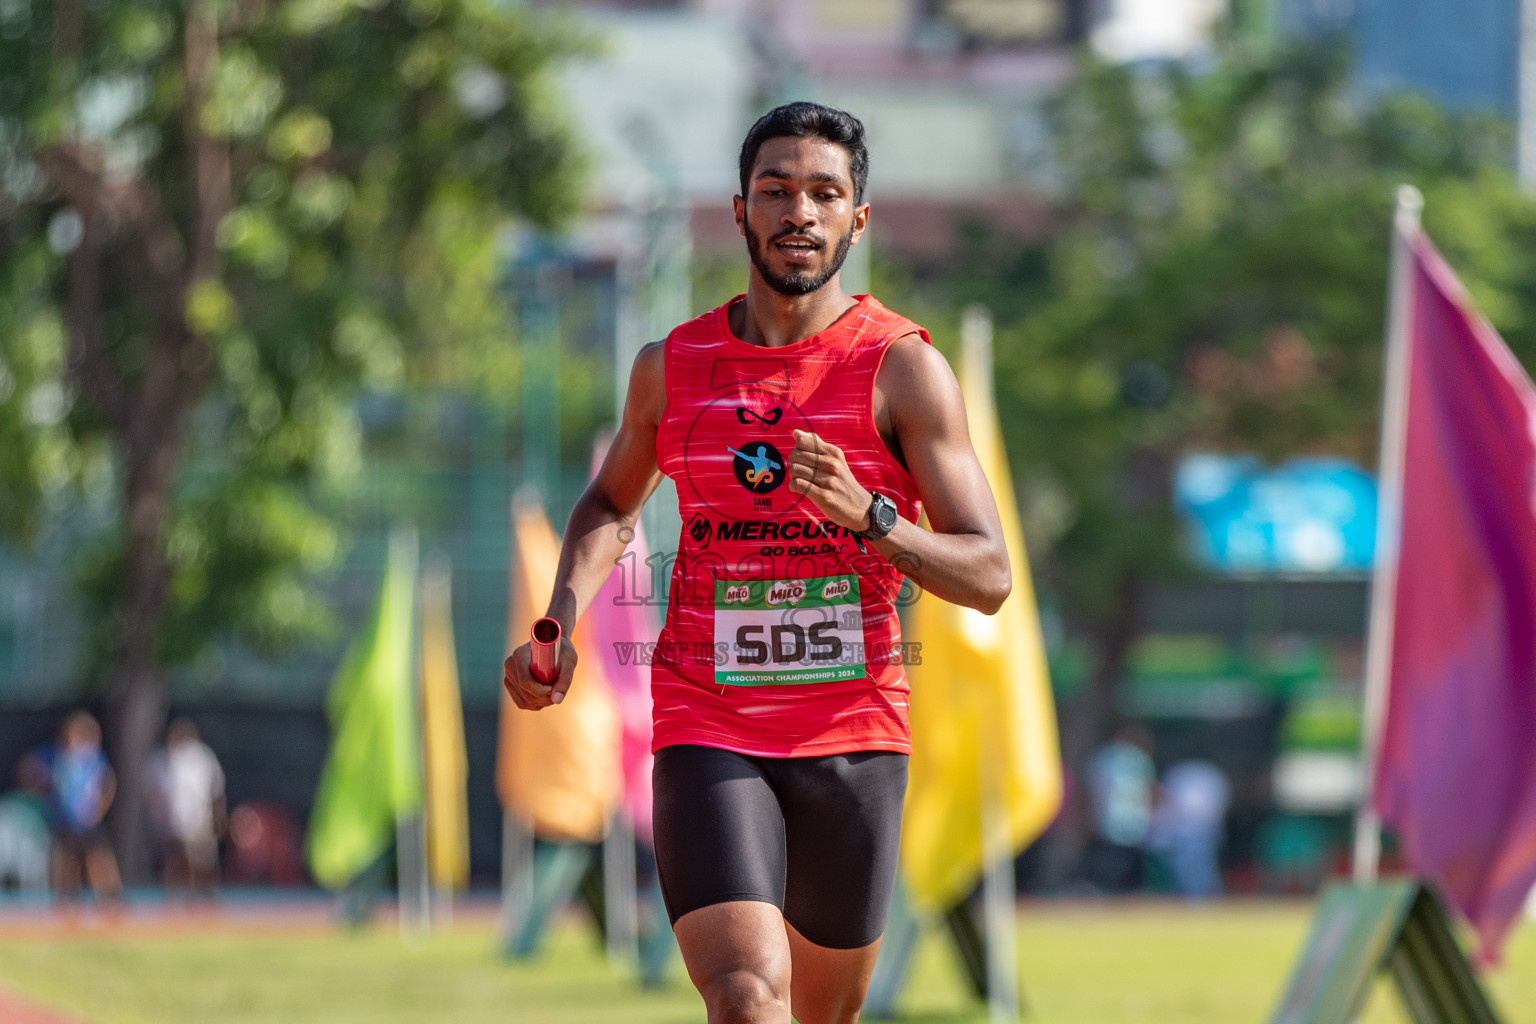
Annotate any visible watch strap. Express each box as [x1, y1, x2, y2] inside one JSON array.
[[859, 491, 898, 540]]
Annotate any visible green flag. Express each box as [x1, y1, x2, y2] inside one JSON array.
[[306, 528, 421, 889]]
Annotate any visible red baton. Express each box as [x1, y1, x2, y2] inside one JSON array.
[[530, 616, 562, 684]]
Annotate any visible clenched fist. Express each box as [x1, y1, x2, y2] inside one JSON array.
[[502, 635, 578, 710], [787, 429, 873, 532]]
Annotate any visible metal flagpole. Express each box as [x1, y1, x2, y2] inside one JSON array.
[[602, 817, 640, 968], [423, 555, 458, 931], [1352, 185, 1423, 884], [981, 776, 1020, 1024], [965, 304, 1020, 1024], [395, 527, 430, 936], [498, 491, 535, 948], [499, 811, 534, 942]]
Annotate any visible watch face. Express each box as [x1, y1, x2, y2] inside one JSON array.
[[873, 494, 898, 532]]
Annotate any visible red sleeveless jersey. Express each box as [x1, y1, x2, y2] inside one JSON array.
[[650, 294, 930, 757]]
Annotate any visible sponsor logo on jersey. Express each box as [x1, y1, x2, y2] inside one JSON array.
[[765, 580, 807, 607], [822, 578, 851, 601], [687, 513, 712, 548], [713, 518, 853, 542], [683, 394, 812, 518], [728, 441, 785, 494], [736, 406, 783, 427], [723, 584, 752, 605]]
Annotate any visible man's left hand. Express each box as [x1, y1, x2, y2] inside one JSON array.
[[788, 429, 872, 532]]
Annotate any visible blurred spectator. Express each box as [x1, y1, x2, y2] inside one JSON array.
[[226, 801, 306, 887], [41, 712, 122, 903], [1085, 722, 1156, 892], [1148, 759, 1231, 899], [0, 755, 53, 894], [1256, 814, 1331, 894], [146, 718, 227, 897]]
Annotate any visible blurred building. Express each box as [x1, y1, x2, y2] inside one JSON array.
[[1092, 0, 1226, 63], [543, 0, 1093, 274], [1278, 0, 1523, 118]]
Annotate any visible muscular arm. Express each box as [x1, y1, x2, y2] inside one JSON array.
[[788, 334, 1012, 614], [502, 341, 666, 709]]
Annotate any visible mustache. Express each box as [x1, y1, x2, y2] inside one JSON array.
[[769, 228, 826, 248]]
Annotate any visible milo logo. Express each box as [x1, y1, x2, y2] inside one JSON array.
[[723, 584, 752, 605], [822, 578, 851, 601], [765, 580, 807, 607]]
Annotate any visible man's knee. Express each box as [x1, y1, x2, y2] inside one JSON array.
[[702, 968, 788, 1023]]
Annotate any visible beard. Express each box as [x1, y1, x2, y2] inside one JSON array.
[[745, 222, 855, 297]]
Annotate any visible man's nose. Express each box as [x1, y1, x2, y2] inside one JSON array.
[[782, 190, 817, 226]]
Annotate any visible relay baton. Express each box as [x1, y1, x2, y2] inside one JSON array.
[[530, 616, 562, 684]]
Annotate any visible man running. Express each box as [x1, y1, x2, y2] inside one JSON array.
[[505, 101, 1010, 1024]]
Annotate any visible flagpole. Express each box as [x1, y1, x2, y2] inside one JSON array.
[[397, 527, 430, 937], [602, 816, 640, 969], [981, 763, 1020, 1024], [1353, 185, 1423, 884], [961, 303, 1021, 1023]]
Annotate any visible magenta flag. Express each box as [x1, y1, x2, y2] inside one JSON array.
[[1377, 230, 1536, 960], [586, 440, 660, 842]]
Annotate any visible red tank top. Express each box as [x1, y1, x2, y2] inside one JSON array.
[[650, 294, 930, 757]]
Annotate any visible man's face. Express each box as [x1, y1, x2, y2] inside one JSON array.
[[734, 135, 868, 297]]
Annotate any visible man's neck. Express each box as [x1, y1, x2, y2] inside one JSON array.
[[728, 275, 859, 348]]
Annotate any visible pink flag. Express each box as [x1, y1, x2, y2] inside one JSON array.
[[586, 439, 660, 842], [1376, 229, 1536, 960]]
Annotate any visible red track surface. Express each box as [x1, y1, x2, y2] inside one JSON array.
[[0, 988, 89, 1024], [0, 897, 502, 940]]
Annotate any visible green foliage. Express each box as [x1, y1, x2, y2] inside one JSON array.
[[0, 0, 587, 671], [0, 239, 85, 538], [968, 42, 1536, 628]]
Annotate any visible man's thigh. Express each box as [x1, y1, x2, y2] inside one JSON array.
[[652, 744, 907, 943], [775, 750, 908, 950], [652, 744, 787, 923], [786, 919, 882, 1024]]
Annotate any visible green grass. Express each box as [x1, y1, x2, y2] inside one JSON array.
[[1, 902, 1533, 1023]]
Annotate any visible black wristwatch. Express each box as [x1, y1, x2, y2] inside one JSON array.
[[857, 490, 899, 541]]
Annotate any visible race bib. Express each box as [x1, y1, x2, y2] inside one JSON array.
[[714, 574, 865, 686]]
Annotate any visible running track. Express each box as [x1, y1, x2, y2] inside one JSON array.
[[0, 988, 89, 1024]]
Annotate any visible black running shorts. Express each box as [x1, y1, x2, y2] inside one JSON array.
[[651, 743, 908, 950]]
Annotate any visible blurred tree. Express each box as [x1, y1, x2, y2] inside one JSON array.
[[962, 42, 1536, 780], [0, 0, 585, 876]]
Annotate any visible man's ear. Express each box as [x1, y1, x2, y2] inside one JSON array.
[[850, 201, 870, 245], [733, 194, 746, 236]]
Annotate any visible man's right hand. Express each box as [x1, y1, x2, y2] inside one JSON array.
[[502, 637, 579, 710]]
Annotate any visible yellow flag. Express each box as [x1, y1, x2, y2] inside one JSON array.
[[495, 494, 621, 842], [420, 557, 469, 890], [900, 307, 1064, 912]]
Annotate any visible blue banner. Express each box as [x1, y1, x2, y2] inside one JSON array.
[[1174, 454, 1377, 573]]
